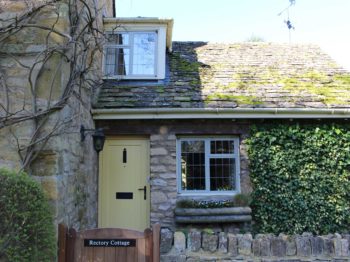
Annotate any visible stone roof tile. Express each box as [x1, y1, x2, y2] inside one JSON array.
[[94, 42, 350, 109]]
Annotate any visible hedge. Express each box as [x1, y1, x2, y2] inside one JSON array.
[[247, 124, 350, 234], [0, 168, 56, 261]]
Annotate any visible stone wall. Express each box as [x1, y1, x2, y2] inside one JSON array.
[[0, 0, 111, 230], [160, 229, 350, 261], [148, 121, 251, 229], [150, 131, 178, 229], [99, 0, 114, 17], [98, 119, 252, 230]]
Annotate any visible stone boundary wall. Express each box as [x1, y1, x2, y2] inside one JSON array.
[[160, 229, 350, 261]]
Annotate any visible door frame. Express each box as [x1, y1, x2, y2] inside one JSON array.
[[98, 136, 150, 229]]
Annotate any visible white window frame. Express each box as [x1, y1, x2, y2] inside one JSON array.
[[103, 25, 167, 80], [176, 137, 241, 195]]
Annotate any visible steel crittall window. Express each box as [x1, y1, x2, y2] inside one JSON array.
[[104, 31, 157, 78], [177, 138, 240, 194]]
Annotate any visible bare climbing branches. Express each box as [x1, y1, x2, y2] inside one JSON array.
[[0, 0, 104, 170]]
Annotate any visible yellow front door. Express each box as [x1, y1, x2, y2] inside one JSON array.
[[99, 138, 150, 230]]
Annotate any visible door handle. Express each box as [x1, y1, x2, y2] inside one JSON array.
[[138, 186, 146, 200]]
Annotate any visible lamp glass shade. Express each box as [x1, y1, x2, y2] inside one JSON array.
[[92, 129, 105, 153]]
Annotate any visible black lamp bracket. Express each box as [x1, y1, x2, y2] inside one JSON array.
[[80, 125, 97, 142], [80, 125, 105, 153]]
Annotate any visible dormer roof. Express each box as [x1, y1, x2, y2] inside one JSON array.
[[103, 17, 174, 51]]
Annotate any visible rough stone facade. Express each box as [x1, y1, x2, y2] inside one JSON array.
[[160, 230, 350, 261], [150, 132, 178, 228], [97, 119, 252, 229], [0, 0, 112, 230]]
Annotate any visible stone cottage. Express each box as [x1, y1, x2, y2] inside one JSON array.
[[1, 1, 350, 233], [93, 18, 350, 231]]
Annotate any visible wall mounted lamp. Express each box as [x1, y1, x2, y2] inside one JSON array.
[[80, 125, 105, 153]]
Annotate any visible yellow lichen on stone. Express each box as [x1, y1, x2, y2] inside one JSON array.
[[206, 93, 262, 105], [2, 2, 28, 12], [41, 177, 58, 200], [280, 71, 350, 105]]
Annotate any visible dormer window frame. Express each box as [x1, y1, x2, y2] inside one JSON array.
[[103, 24, 167, 80]]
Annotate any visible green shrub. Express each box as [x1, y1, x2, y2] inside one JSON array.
[[0, 168, 56, 261], [247, 124, 350, 234]]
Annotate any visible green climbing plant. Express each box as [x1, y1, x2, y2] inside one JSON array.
[[247, 123, 350, 234]]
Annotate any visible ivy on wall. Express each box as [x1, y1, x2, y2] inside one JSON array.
[[247, 124, 350, 234]]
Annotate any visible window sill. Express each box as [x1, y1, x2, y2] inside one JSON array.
[[102, 76, 160, 80], [174, 207, 252, 224], [177, 191, 240, 197]]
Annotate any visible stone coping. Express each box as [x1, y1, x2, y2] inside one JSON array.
[[174, 207, 252, 224], [175, 207, 252, 215]]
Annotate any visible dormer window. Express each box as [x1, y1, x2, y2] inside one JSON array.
[[104, 31, 157, 77], [103, 18, 173, 80]]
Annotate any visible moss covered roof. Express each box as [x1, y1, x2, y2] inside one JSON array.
[[94, 42, 350, 109]]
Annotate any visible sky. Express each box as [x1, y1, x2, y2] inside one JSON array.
[[116, 0, 350, 70]]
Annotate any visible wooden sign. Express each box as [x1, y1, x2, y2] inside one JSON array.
[[84, 239, 136, 247]]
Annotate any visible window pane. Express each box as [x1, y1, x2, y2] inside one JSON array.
[[181, 141, 205, 190], [105, 48, 116, 75], [116, 48, 130, 75], [210, 158, 236, 191], [106, 33, 129, 45], [105, 47, 130, 76], [210, 140, 235, 154], [132, 32, 156, 75], [181, 140, 204, 153]]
